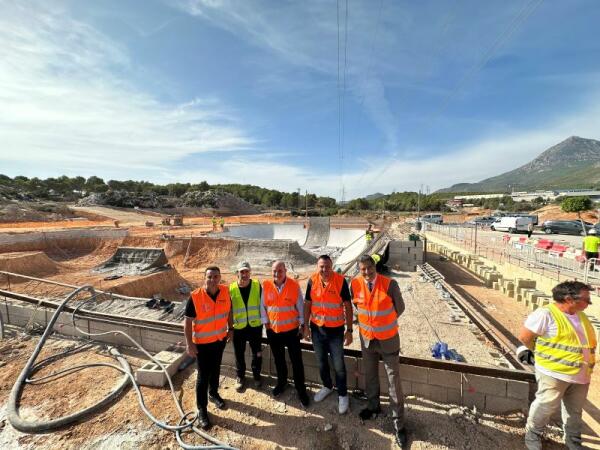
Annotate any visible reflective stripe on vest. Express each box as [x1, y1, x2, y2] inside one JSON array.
[[309, 272, 346, 327], [263, 278, 300, 333], [351, 275, 398, 341], [534, 303, 597, 376], [190, 286, 231, 344], [229, 279, 261, 329]]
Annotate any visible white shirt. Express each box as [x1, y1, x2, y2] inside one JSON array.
[[525, 307, 591, 384]]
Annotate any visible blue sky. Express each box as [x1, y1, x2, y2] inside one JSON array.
[[1, 0, 600, 199]]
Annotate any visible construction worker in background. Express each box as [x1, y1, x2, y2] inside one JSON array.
[[303, 254, 353, 414], [229, 261, 263, 392], [219, 216, 225, 230], [517, 281, 596, 450], [582, 228, 600, 271], [184, 266, 233, 430], [261, 260, 310, 407], [351, 254, 408, 448], [365, 224, 375, 243], [211, 216, 218, 231], [527, 222, 534, 238]]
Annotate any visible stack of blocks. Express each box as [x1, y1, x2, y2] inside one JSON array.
[[388, 240, 424, 272]]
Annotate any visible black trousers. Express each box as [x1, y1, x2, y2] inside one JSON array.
[[195, 339, 226, 412], [267, 328, 306, 393], [233, 325, 263, 379]]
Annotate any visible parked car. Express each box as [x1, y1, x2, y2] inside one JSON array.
[[490, 216, 534, 233], [540, 220, 591, 235], [468, 216, 497, 226], [419, 213, 443, 224]]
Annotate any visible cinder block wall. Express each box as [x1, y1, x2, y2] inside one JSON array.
[[1, 301, 530, 414], [387, 240, 424, 272]]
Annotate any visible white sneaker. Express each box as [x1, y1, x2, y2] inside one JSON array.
[[313, 386, 333, 402], [338, 395, 349, 414]]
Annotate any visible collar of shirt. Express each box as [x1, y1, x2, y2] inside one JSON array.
[[274, 278, 287, 293], [364, 275, 377, 286]]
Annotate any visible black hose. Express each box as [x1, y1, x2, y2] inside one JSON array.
[[7, 286, 132, 433], [7, 285, 236, 449]]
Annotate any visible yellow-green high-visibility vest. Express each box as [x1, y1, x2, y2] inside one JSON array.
[[229, 279, 262, 329], [371, 254, 381, 264], [534, 303, 597, 376]]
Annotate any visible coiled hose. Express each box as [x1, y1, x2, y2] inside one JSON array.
[[7, 285, 236, 450]]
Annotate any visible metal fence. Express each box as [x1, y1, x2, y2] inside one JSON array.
[[423, 223, 600, 285]]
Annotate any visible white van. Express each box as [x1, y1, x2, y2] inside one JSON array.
[[420, 213, 443, 224], [490, 216, 533, 233]]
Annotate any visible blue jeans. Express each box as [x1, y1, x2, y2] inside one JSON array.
[[310, 323, 347, 396]]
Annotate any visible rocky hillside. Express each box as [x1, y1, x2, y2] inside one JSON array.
[[439, 136, 600, 192], [77, 189, 260, 214]]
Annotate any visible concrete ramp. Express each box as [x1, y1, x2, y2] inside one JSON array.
[[221, 224, 307, 244], [94, 247, 169, 276], [304, 217, 330, 248]]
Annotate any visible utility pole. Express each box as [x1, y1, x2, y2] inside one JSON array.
[[305, 190, 308, 222]]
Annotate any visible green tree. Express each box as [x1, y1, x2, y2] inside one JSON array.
[[561, 196, 592, 215]]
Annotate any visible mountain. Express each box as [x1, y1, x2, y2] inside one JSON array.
[[365, 192, 386, 200], [438, 136, 600, 193]]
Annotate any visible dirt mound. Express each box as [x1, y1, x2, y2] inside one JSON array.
[[178, 237, 240, 269], [533, 204, 599, 223], [0, 251, 60, 277], [107, 268, 189, 300], [180, 190, 260, 214]]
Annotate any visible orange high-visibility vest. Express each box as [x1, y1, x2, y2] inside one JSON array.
[[309, 272, 345, 327], [190, 285, 231, 344], [263, 278, 300, 333], [351, 275, 398, 341]]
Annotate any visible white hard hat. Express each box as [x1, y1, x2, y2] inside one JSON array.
[[589, 229, 597, 235]]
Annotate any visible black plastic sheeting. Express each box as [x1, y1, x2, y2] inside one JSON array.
[[93, 247, 169, 276]]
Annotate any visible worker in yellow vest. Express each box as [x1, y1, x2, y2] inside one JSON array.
[[365, 224, 375, 243], [229, 261, 263, 392], [518, 281, 597, 450], [261, 260, 309, 407], [351, 254, 408, 448], [219, 217, 225, 230], [303, 254, 353, 414], [184, 266, 233, 430], [582, 228, 600, 270], [211, 216, 218, 231]]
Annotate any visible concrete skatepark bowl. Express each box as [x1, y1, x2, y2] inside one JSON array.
[[219, 222, 367, 270]]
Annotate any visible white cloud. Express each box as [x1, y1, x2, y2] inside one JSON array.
[[0, 2, 253, 176]]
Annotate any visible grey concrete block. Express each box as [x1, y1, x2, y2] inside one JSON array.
[[399, 365, 429, 383], [463, 374, 507, 397], [485, 395, 527, 414], [507, 380, 530, 400], [447, 389, 461, 405], [428, 368, 461, 389], [412, 382, 448, 403]]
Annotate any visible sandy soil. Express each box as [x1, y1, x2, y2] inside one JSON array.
[[0, 334, 567, 450]]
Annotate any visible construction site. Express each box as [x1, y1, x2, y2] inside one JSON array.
[[0, 207, 599, 449]]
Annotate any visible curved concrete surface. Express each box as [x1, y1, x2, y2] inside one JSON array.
[[221, 224, 307, 244], [220, 224, 367, 266]]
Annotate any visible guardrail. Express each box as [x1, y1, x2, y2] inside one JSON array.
[[423, 223, 600, 285]]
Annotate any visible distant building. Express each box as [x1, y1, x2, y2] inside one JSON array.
[[454, 189, 600, 203], [454, 193, 505, 201]]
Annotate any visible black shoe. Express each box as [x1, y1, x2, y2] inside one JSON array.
[[359, 407, 381, 421], [272, 383, 288, 397], [197, 410, 211, 430], [208, 393, 226, 410], [395, 426, 408, 449], [298, 390, 310, 407], [253, 375, 262, 388]]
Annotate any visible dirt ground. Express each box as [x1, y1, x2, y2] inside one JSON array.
[[0, 332, 568, 450], [0, 215, 598, 448], [429, 257, 600, 449]]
